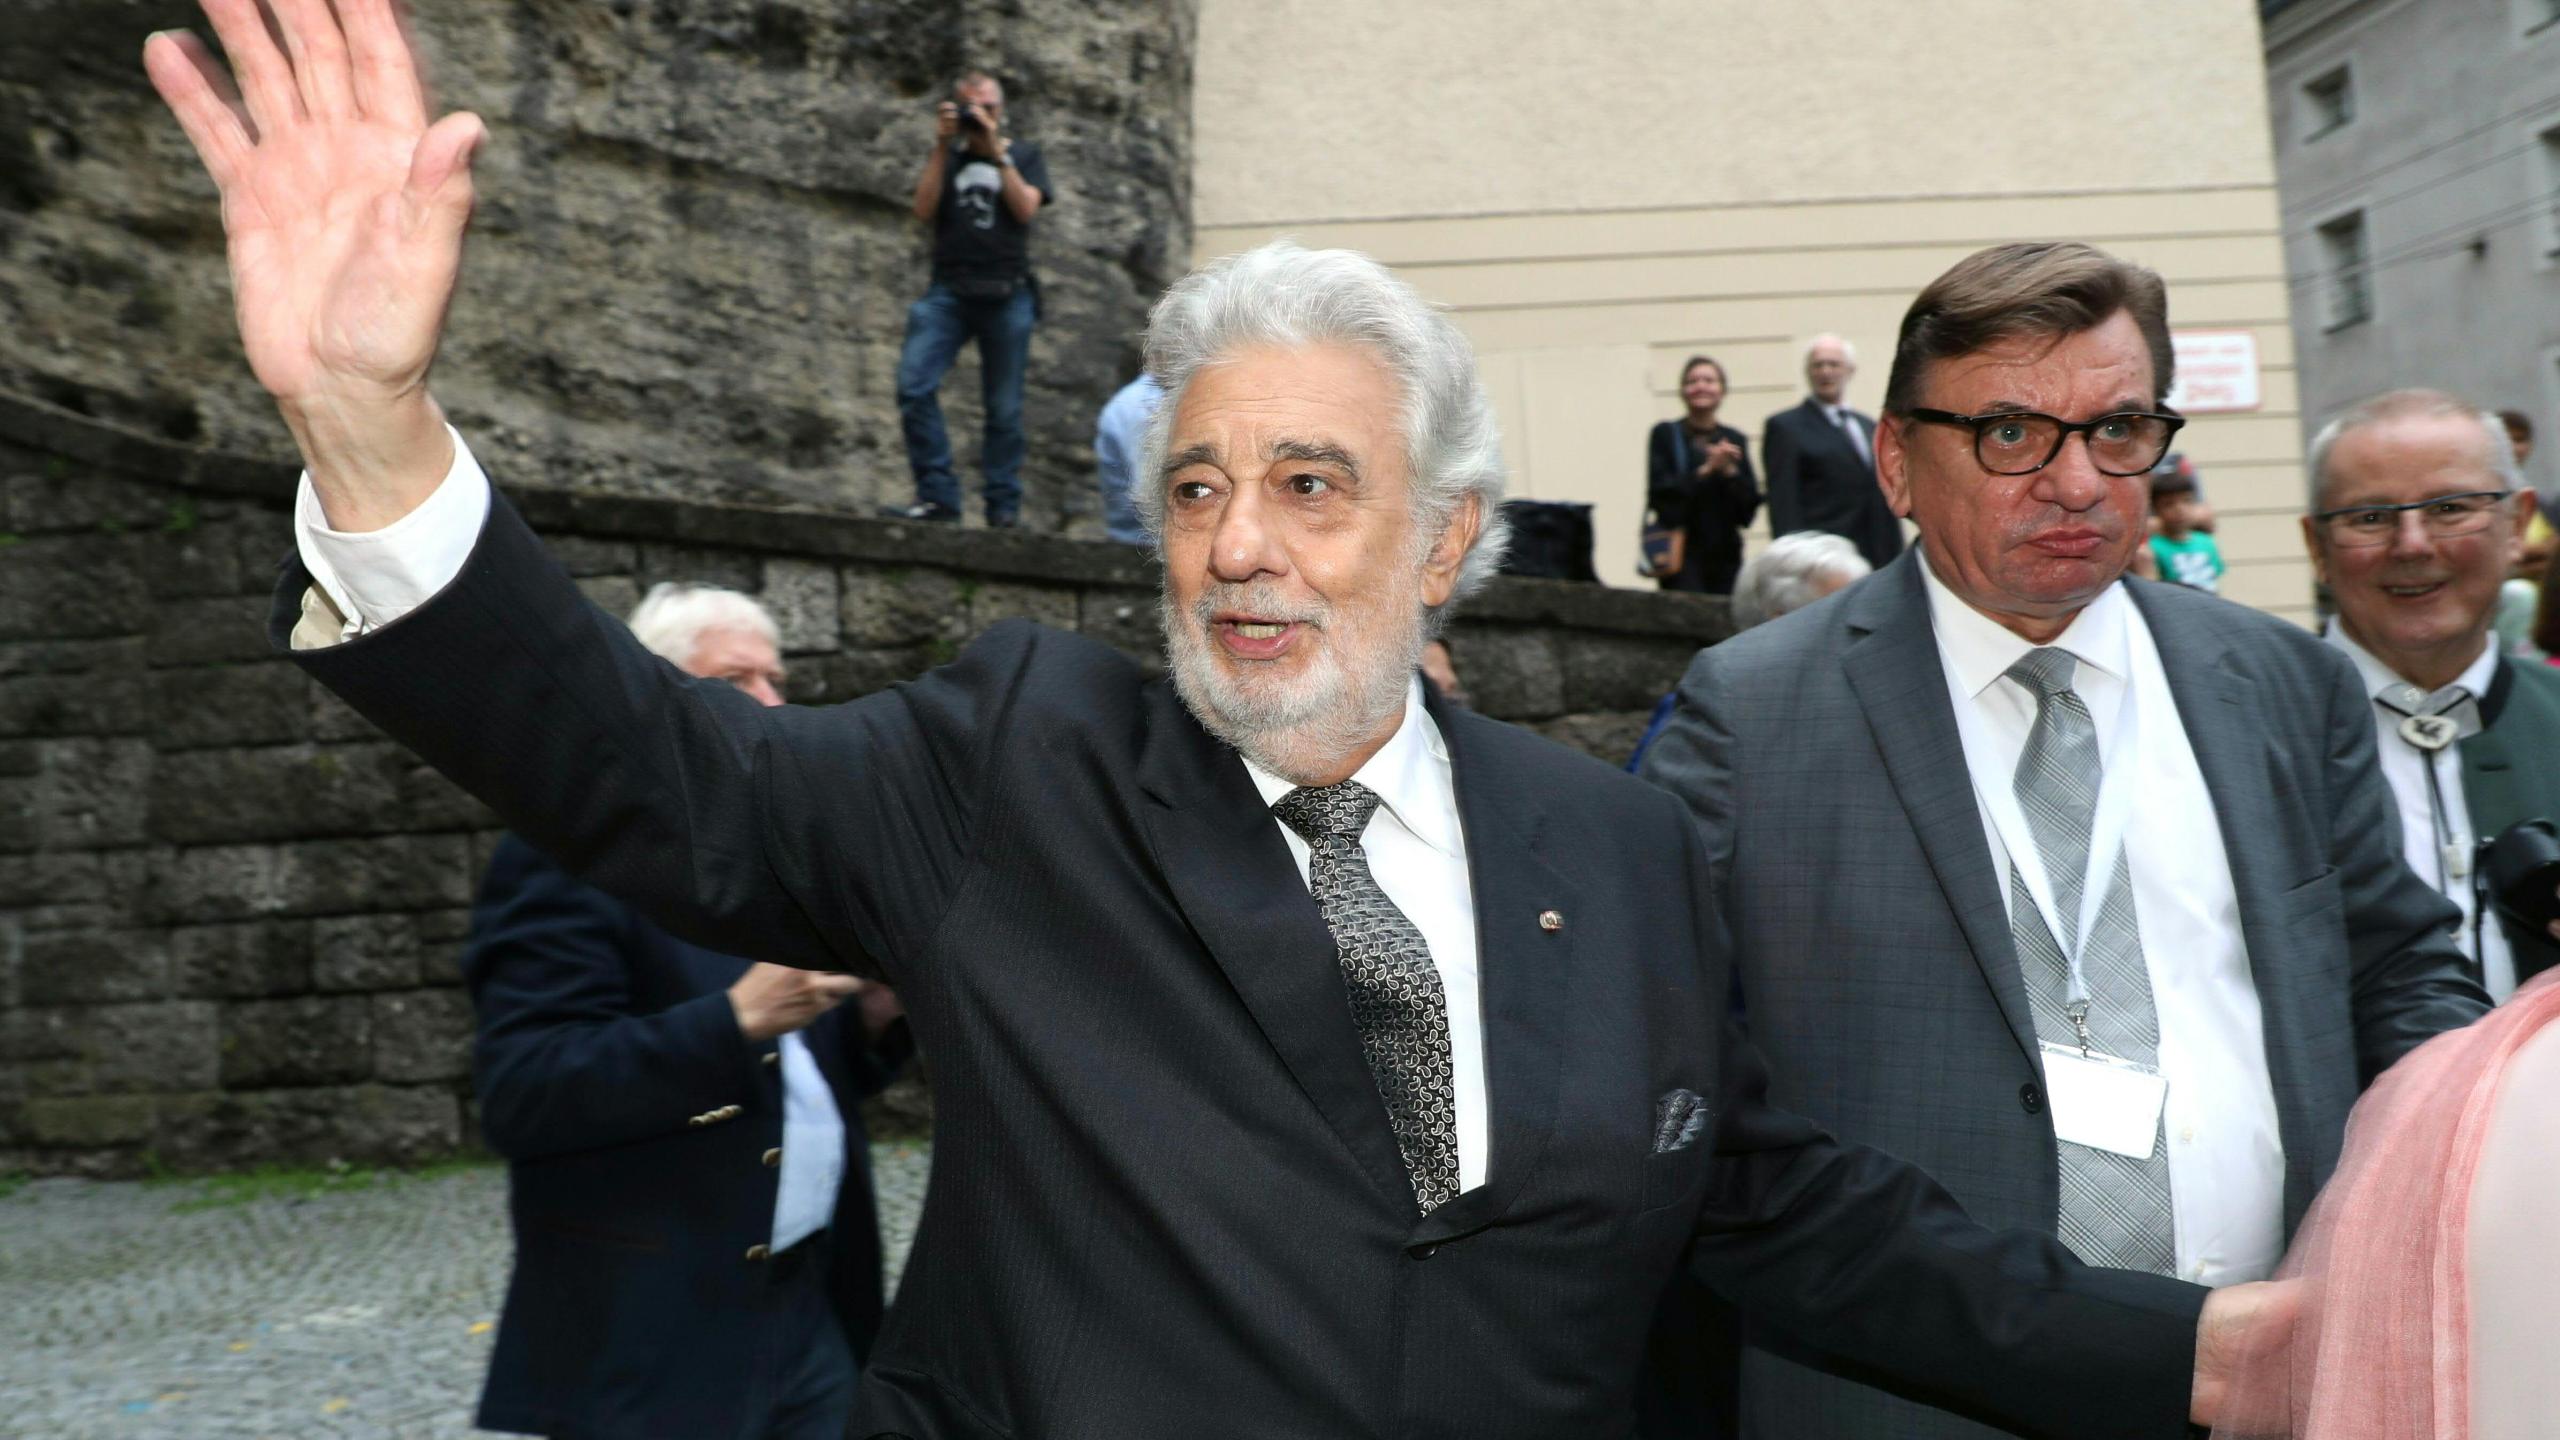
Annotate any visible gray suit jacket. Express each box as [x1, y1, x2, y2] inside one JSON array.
[[1640, 549, 2490, 1440]]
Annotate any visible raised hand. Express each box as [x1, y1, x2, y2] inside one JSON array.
[[143, 0, 484, 529]]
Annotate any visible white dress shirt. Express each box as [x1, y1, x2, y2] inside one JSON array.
[[1241, 680, 1490, 1194], [296, 438, 847, 1247], [2324, 625, 2513, 1001], [1921, 560, 2286, 1286], [295, 435, 1490, 1201]]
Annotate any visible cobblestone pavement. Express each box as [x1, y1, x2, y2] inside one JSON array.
[[0, 1142, 930, 1440]]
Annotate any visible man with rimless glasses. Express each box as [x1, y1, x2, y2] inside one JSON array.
[[1640, 243, 2489, 1440], [2301, 389, 2560, 1002]]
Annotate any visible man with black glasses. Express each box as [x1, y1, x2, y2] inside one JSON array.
[[2303, 389, 2560, 1002], [1639, 243, 2489, 1440]]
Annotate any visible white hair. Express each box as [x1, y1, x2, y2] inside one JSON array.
[[1804, 333, 1858, 366], [627, 582, 778, 667], [1131, 240, 1512, 608], [2305, 388, 2523, 509], [1729, 531, 1871, 630]]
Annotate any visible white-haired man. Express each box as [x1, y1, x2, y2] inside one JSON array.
[[1728, 530, 1874, 630], [1764, 334, 1906, 569], [461, 582, 907, 1438], [145, 9, 2287, 1434], [2301, 390, 2560, 999]]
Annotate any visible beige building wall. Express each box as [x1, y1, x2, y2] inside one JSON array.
[[1192, 0, 2317, 623]]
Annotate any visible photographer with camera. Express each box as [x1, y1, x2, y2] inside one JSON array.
[[886, 71, 1054, 528], [2303, 389, 2560, 1001]]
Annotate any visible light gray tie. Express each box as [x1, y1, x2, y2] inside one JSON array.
[[2005, 647, 2177, 1277], [1273, 780, 1461, 1214]]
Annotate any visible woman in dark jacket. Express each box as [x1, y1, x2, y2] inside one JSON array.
[[1643, 354, 1759, 593]]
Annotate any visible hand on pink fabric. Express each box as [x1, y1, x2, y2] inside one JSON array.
[[2192, 1278, 2303, 1429]]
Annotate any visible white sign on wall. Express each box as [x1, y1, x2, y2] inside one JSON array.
[[2165, 330, 2262, 414]]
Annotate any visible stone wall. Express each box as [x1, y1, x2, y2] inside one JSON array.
[[0, 395, 1731, 1177], [2, 0, 1194, 532]]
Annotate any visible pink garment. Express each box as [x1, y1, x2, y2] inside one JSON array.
[[2213, 970, 2560, 1439]]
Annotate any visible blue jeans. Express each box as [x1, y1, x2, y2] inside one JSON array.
[[896, 280, 1035, 517]]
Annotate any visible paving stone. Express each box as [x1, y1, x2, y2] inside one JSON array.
[[0, 1142, 928, 1438]]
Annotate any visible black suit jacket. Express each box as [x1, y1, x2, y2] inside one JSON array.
[[1760, 398, 1903, 569], [278, 492, 2209, 1440], [1638, 552, 2492, 1440], [462, 834, 906, 1439], [1646, 420, 1759, 594]]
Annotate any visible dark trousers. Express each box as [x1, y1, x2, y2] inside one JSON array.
[[896, 281, 1035, 518]]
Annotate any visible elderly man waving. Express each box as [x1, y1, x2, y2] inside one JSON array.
[[145, 6, 2287, 1435]]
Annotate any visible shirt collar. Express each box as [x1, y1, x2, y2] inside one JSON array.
[[1920, 551, 2133, 701], [2322, 620, 2499, 702], [1241, 678, 1462, 856]]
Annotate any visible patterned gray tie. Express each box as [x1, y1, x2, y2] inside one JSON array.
[[1272, 780, 1462, 1214], [2004, 647, 2178, 1277]]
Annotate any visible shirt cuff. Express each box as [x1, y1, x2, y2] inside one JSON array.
[[292, 427, 493, 641]]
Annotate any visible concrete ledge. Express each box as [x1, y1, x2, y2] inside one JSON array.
[[0, 390, 1730, 643]]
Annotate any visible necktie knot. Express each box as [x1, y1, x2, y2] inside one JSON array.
[[2005, 646, 2080, 703], [1273, 780, 1383, 846]]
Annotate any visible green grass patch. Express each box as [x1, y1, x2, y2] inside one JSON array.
[[156, 1157, 497, 1213]]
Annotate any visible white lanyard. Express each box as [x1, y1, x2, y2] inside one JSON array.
[[1955, 659, 2141, 1040]]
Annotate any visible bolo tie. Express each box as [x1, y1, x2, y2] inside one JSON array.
[[2375, 680, 2485, 958]]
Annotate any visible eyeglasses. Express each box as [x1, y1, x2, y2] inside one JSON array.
[[2311, 491, 2515, 548], [1902, 408, 2186, 477]]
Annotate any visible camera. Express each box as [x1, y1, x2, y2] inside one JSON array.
[[953, 101, 981, 130], [2485, 818, 2560, 936]]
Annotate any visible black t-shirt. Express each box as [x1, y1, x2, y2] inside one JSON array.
[[932, 140, 1054, 293]]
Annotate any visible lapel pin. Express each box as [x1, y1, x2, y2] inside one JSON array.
[[1538, 909, 1563, 933]]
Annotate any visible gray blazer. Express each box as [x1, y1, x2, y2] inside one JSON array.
[[1639, 549, 2490, 1440]]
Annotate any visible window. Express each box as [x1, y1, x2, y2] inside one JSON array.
[[2301, 66, 2355, 142], [2318, 211, 2371, 330], [2542, 124, 2560, 258]]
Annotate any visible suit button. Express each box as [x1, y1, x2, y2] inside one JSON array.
[[2019, 1082, 2045, 1115], [762, 1052, 780, 1068], [762, 1148, 782, 1168], [1413, 1244, 1438, 1260], [687, 1114, 705, 1128], [724, 1104, 743, 1119], [744, 1244, 770, 1263]]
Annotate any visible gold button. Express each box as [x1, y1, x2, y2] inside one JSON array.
[[721, 1104, 743, 1119], [762, 1148, 782, 1168], [744, 1244, 770, 1263], [1537, 909, 1563, 932], [687, 1115, 705, 1128], [762, 1052, 780, 1068]]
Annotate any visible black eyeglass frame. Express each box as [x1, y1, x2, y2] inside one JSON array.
[[1900, 407, 2188, 477], [2307, 489, 2518, 548]]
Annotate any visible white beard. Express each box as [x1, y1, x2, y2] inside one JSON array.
[[1162, 570, 1427, 785]]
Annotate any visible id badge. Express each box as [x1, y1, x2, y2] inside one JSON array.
[[2038, 1042, 2168, 1160]]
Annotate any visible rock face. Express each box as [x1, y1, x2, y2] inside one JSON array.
[[0, 0, 1196, 532]]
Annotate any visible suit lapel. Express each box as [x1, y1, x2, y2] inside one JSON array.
[[1840, 553, 2041, 1069], [1410, 697, 1569, 1246], [1132, 682, 1413, 1209]]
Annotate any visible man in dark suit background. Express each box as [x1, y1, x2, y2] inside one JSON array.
[[1762, 334, 1906, 569], [145, 12, 2298, 1432], [462, 583, 908, 1440], [1642, 242, 2488, 1440]]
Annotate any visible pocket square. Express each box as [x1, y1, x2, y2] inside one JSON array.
[[1652, 1087, 1709, 1154]]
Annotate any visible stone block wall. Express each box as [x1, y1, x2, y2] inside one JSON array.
[[0, 394, 1730, 1176]]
